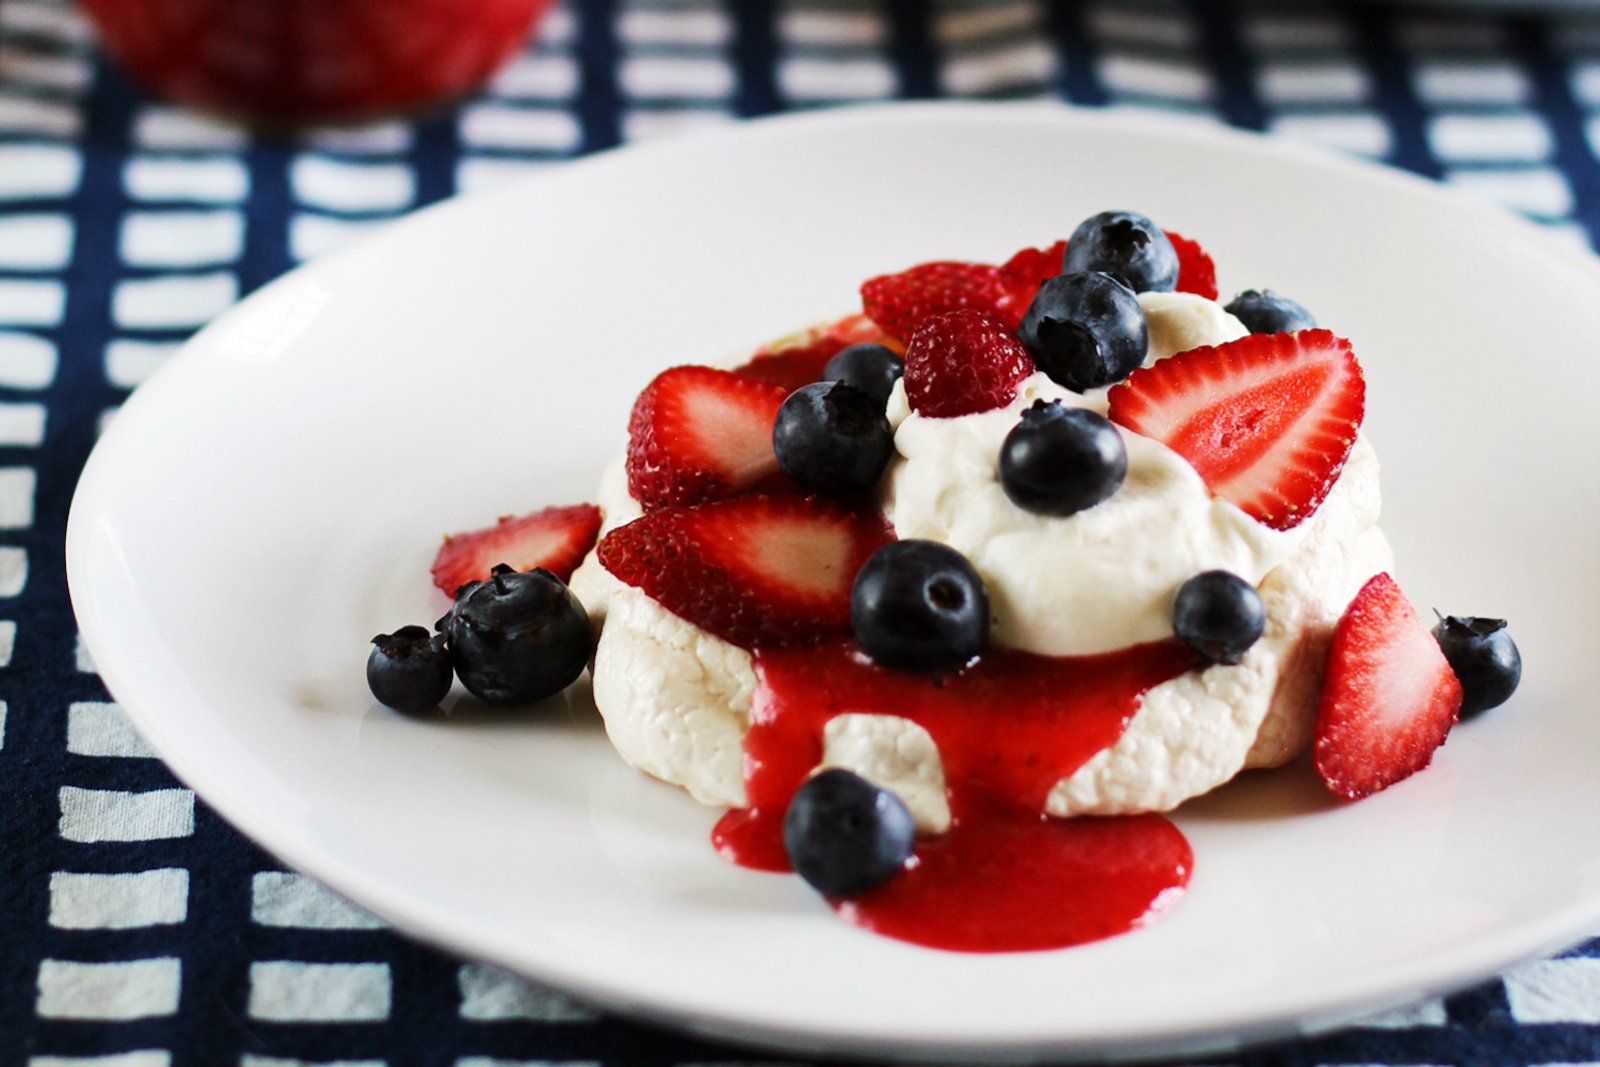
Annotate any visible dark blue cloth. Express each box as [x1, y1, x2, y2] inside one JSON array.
[[3, 1, 1598, 1063]]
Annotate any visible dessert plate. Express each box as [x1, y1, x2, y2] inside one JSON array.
[[67, 104, 1600, 1060]]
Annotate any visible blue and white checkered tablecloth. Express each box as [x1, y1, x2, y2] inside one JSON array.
[[4, 0, 1600, 1063]]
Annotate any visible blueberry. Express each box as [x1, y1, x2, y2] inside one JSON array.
[[851, 540, 988, 672], [1172, 571, 1266, 663], [1432, 615, 1521, 719], [999, 400, 1127, 516], [1018, 272, 1149, 392], [1062, 211, 1179, 293], [441, 564, 591, 705], [783, 768, 915, 897], [1224, 290, 1317, 335], [367, 625, 453, 713], [772, 380, 895, 497], [822, 343, 904, 408]]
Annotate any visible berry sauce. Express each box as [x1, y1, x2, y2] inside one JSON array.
[[713, 639, 1199, 952]]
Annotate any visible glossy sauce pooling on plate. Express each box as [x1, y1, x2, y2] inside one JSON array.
[[713, 639, 1198, 952]]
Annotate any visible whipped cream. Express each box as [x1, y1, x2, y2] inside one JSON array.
[[884, 369, 1293, 656]]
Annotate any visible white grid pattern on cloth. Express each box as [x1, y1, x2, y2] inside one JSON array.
[[1088, 0, 1214, 115], [1399, 8, 1580, 241], [35, 958, 182, 1020], [103, 338, 178, 388], [1244, 3, 1393, 159], [28, 1053, 171, 1067], [251, 871, 386, 930], [933, 0, 1056, 99], [57, 786, 195, 843], [111, 100, 245, 448], [778, 1, 896, 105], [48, 869, 189, 929], [0, 0, 70, 686], [119, 209, 245, 268], [246, 961, 393, 1022], [1504, 957, 1600, 1022], [457, 0, 581, 195], [0, 330, 57, 386], [0, 213, 72, 268], [239, 1058, 385, 1067], [456, 963, 601, 1023], [65, 700, 156, 758], [619, 0, 735, 144]]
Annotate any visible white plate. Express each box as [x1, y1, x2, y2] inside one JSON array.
[[67, 104, 1600, 1061]]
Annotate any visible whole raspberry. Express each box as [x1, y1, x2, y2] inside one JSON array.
[[903, 309, 1035, 418]]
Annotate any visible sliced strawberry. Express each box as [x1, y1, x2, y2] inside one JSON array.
[[903, 309, 1035, 419], [1106, 330, 1364, 530], [1313, 573, 1463, 800], [626, 365, 792, 510], [598, 495, 895, 650], [861, 260, 1011, 342], [862, 242, 1066, 340], [732, 313, 895, 393], [1165, 230, 1218, 301], [431, 503, 601, 596], [996, 240, 1066, 320]]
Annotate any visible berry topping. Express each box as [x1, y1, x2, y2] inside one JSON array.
[[998, 400, 1127, 516], [822, 342, 904, 408], [1106, 330, 1365, 530], [1225, 290, 1318, 335], [367, 625, 453, 713], [1165, 230, 1218, 301], [1432, 615, 1521, 719], [996, 240, 1068, 313], [1171, 570, 1266, 664], [902, 309, 1035, 419], [1062, 211, 1179, 293], [860, 260, 1013, 342], [430, 503, 602, 597], [1018, 272, 1149, 392], [851, 540, 989, 672], [858, 243, 1069, 342], [440, 565, 593, 706], [1314, 574, 1463, 800], [772, 381, 895, 498], [733, 313, 891, 393], [626, 365, 792, 510], [783, 768, 915, 897], [597, 495, 894, 650]]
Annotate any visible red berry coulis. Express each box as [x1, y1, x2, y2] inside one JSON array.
[[714, 639, 1200, 952]]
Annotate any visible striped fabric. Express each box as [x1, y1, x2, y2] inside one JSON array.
[[1, 0, 1597, 1063]]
